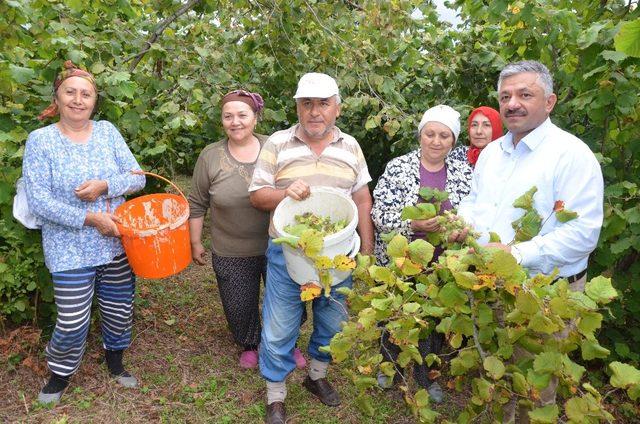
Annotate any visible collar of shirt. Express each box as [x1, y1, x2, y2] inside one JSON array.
[[292, 123, 342, 145], [500, 117, 553, 154]]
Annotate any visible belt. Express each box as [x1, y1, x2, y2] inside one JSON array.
[[555, 269, 587, 284]]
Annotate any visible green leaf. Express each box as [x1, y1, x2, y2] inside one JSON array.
[[533, 352, 563, 374], [584, 276, 617, 304], [528, 312, 560, 334], [450, 350, 478, 376], [368, 266, 396, 284], [577, 311, 603, 338], [555, 209, 578, 223], [418, 187, 449, 203], [422, 305, 447, 317], [528, 405, 559, 423], [581, 339, 610, 360], [563, 356, 586, 384], [299, 229, 324, 258], [402, 302, 421, 314], [91, 62, 106, 74], [513, 186, 537, 209], [564, 397, 586, 422], [483, 356, 505, 380], [527, 369, 552, 389], [355, 394, 375, 416], [9, 65, 35, 84], [414, 388, 429, 407], [272, 236, 299, 249], [472, 377, 493, 402], [408, 239, 435, 265], [578, 22, 607, 48], [614, 19, 640, 58], [476, 303, 494, 326], [387, 234, 408, 258], [284, 224, 308, 237], [486, 249, 519, 279], [488, 231, 501, 243], [401, 204, 435, 220], [600, 50, 628, 63], [512, 210, 542, 242], [452, 271, 477, 289], [512, 372, 528, 395], [609, 362, 640, 388], [371, 297, 393, 311], [437, 282, 467, 308], [515, 291, 539, 315]]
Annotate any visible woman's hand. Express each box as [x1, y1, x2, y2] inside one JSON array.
[[75, 180, 108, 202], [191, 242, 207, 266], [85, 212, 120, 237], [410, 217, 442, 233]]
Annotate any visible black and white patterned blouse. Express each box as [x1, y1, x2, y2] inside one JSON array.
[[371, 148, 473, 265]]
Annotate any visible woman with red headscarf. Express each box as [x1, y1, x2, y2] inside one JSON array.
[[23, 61, 145, 405], [451, 106, 503, 167]]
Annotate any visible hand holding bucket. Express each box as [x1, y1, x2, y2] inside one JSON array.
[[114, 171, 191, 279]]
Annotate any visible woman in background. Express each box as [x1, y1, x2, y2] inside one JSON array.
[[450, 106, 503, 167]]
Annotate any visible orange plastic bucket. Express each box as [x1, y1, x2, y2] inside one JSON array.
[[114, 171, 191, 279]]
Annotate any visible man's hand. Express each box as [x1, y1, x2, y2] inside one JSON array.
[[85, 212, 120, 237], [191, 242, 207, 266], [485, 242, 511, 253], [285, 179, 311, 201], [75, 180, 108, 202], [410, 217, 442, 233]]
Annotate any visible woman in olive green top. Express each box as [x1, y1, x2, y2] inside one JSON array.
[[188, 90, 306, 370]]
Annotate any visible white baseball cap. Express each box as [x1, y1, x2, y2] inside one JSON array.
[[293, 72, 339, 99], [418, 105, 461, 141]]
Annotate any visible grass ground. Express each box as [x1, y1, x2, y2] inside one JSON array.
[[0, 175, 434, 424]]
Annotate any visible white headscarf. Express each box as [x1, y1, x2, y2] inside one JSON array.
[[418, 105, 461, 141]]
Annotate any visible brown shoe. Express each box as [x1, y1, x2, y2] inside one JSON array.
[[265, 401, 286, 424], [302, 376, 341, 406]]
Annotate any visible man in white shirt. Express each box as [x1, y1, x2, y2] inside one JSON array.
[[458, 60, 603, 280], [456, 60, 604, 422]]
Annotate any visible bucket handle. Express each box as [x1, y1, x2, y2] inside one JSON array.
[[347, 233, 361, 258], [131, 170, 188, 201], [115, 170, 188, 237]]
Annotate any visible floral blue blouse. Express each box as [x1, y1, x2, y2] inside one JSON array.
[[22, 120, 145, 273]]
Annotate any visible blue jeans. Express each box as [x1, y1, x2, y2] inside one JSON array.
[[259, 239, 352, 382]]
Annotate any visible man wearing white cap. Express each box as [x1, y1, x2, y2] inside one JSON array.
[[455, 60, 604, 422], [249, 72, 374, 424]]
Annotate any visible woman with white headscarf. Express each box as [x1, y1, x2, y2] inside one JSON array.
[[370, 105, 473, 401], [371, 104, 473, 265]]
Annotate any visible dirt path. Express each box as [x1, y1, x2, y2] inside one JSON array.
[[0, 177, 418, 424]]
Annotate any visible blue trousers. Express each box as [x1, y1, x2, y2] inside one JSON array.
[[259, 240, 351, 382], [46, 253, 135, 376]]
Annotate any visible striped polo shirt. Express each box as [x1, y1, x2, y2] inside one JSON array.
[[249, 124, 372, 237]]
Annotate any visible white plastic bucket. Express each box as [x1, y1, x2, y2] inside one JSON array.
[[272, 187, 360, 286]]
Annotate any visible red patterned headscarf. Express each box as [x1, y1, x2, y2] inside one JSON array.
[[466, 106, 503, 166], [38, 60, 98, 121], [221, 90, 265, 114]]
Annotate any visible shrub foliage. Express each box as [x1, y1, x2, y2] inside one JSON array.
[[0, 0, 638, 358]]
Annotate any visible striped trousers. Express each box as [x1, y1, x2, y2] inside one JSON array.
[[46, 253, 135, 376]]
